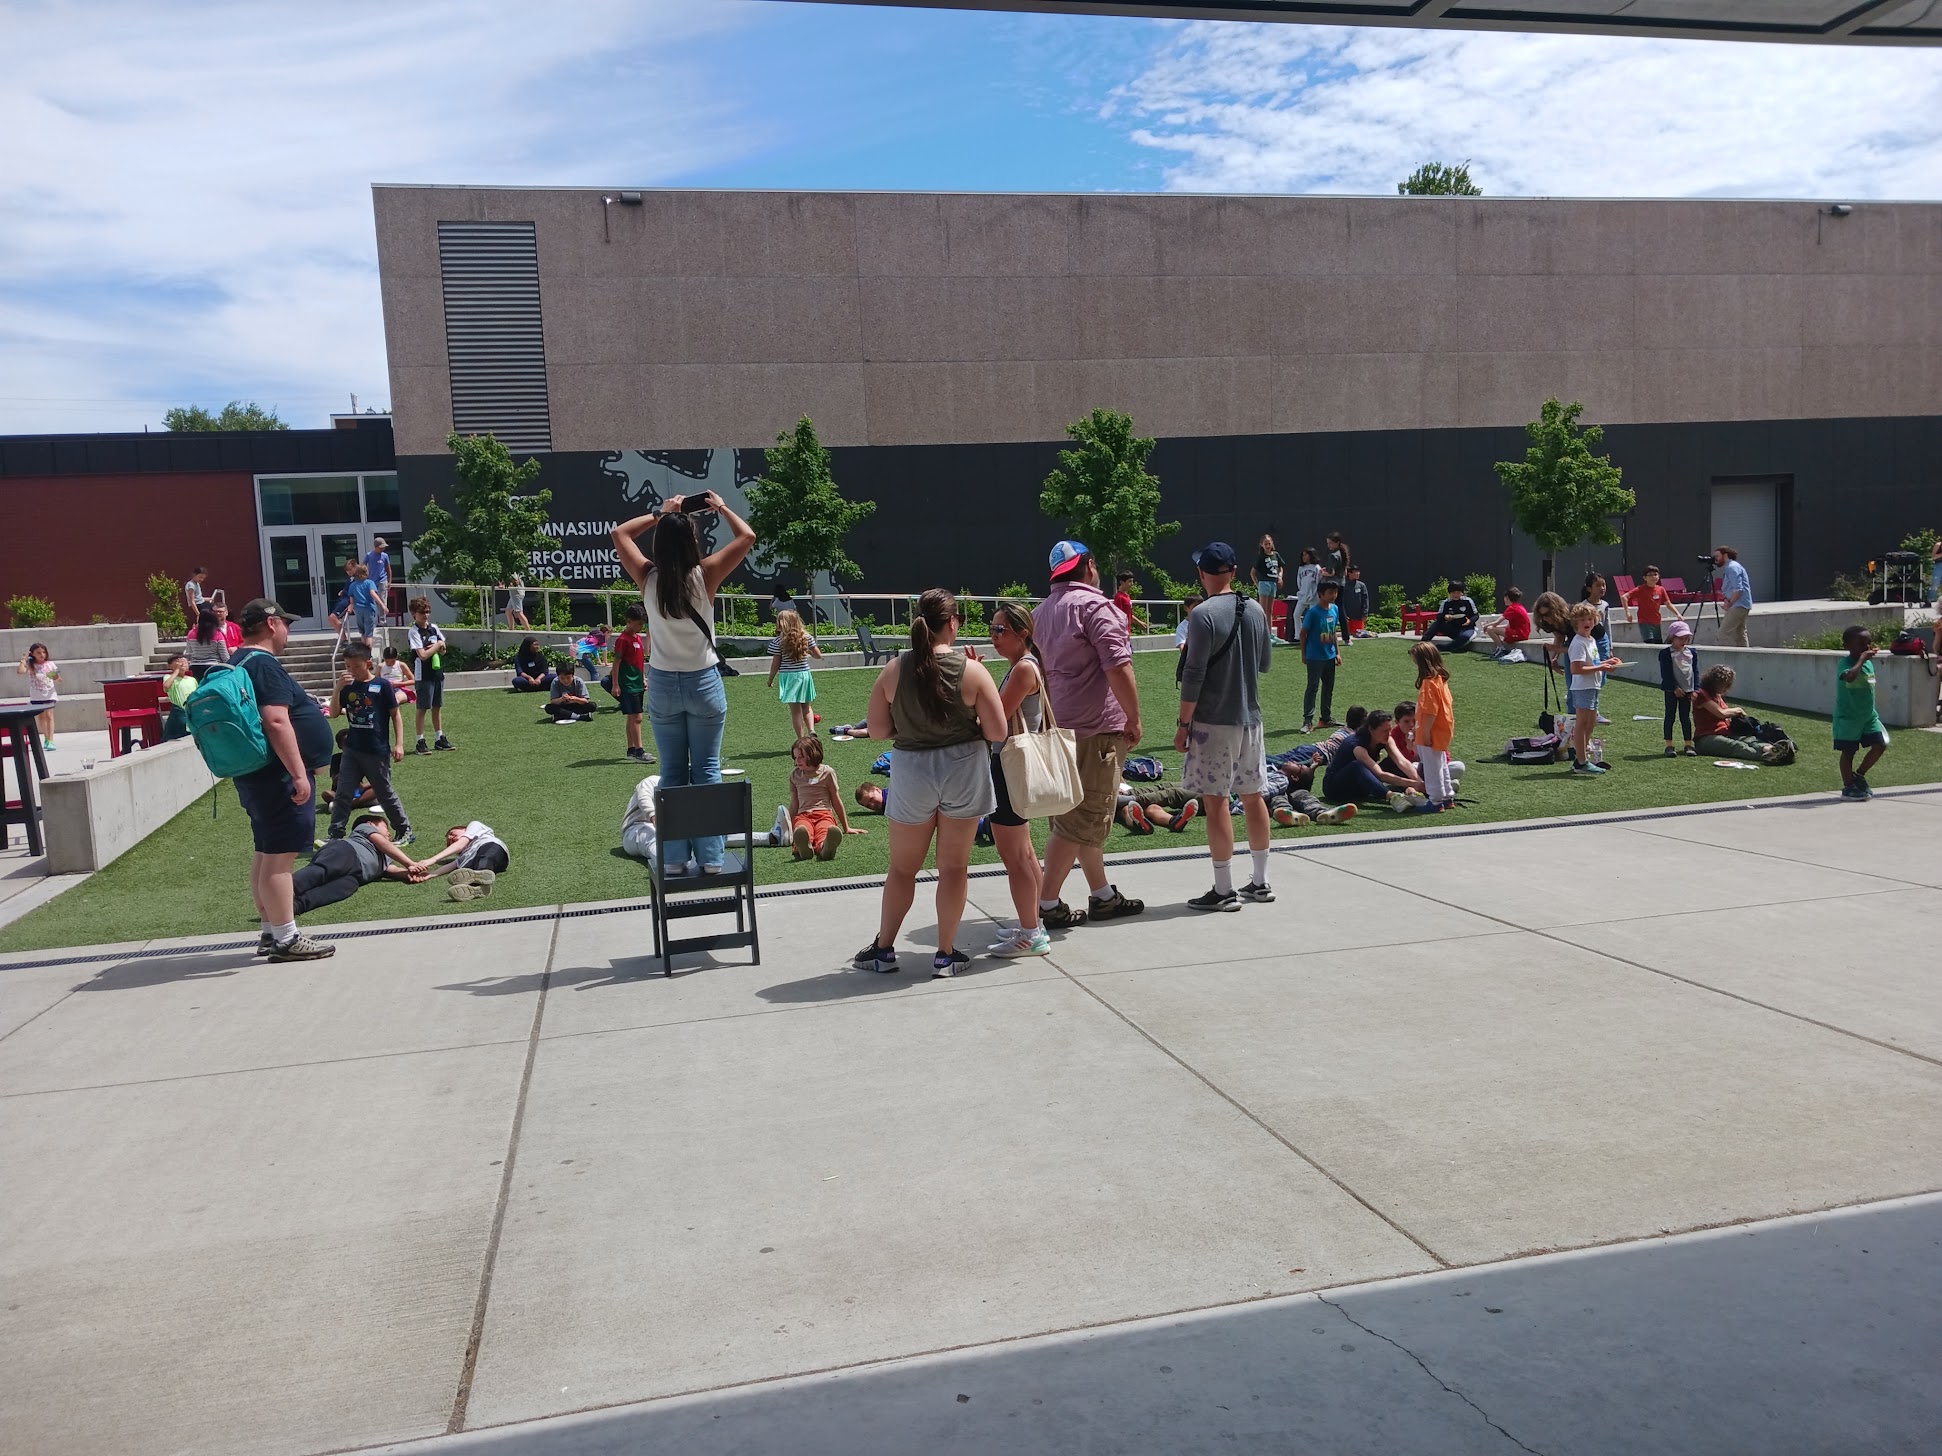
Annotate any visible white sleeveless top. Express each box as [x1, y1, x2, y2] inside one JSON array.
[[643, 567, 719, 672]]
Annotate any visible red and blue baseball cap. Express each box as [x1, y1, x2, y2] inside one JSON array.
[[1048, 540, 1090, 580]]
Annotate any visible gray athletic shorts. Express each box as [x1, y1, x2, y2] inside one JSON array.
[[887, 741, 997, 825], [1180, 721, 1269, 798]]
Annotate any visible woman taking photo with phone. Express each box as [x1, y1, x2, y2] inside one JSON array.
[[612, 491, 757, 876]]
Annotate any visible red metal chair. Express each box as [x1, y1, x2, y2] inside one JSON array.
[[1400, 605, 1437, 636], [1612, 574, 1637, 599], [103, 677, 166, 758]]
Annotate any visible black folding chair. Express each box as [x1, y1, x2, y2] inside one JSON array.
[[853, 620, 894, 666], [647, 780, 760, 977]]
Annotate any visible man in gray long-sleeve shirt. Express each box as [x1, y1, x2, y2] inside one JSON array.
[[1174, 541, 1275, 911]]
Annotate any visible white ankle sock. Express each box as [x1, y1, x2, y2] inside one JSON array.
[[269, 921, 297, 944], [1039, 898, 1061, 913], [1089, 883, 1116, 904], [1251, 849, 1270, 886], [1211, 860, 1233, 895]]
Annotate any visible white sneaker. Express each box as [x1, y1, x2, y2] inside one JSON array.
[[990, 927, 1052, 957], [770, 804, 791, 843], [1404, 790, 1430, 810], [1387, 791, 1409, 813]]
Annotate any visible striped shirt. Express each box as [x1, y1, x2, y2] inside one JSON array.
[[767, 637, 811, 673]]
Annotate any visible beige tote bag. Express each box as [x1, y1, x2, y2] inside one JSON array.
[[999, 675, 1083, 818]]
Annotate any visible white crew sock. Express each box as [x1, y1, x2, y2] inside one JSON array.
[[1251, 849, 1271, 886], [1089, 883, 1117, 904], [1211, 860, 1233, 895], [1039, 897, 1061, 913], [269, 920, 297, 944]]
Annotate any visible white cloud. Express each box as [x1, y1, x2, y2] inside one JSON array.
[[0, 0, 760, 432], [1109, 22, 1942, 200]]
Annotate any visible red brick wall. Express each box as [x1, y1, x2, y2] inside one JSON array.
[[0, 472, 263, 625]]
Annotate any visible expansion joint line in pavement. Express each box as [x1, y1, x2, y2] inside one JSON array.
[[448, 913, 560, 1434], [1037, 941, 1452, 1271], [1316, 1296, 1551, 1456], [1298, 831, 1942, 1074]]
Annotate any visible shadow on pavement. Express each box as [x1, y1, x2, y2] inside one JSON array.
[[71, 951, 253, 992], [381, 1196, 1942, 1456]]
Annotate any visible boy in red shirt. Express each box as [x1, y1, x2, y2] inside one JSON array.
[[1624, 565, 1682, 645], [1484, 585, 1532, 656], [613, 603, 651, 763]]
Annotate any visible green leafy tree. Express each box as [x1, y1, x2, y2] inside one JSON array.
[[410, 433, 553, 591], [1398, 161, 1482, 196], [145, 573, 185, 638], [1039, 408, 1180, 579], [1493, 398, 1634, 595], [163, 401, 290, 431], [745, 416, 877, 595]]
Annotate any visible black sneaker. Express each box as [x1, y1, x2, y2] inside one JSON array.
[[414, 738, 429, 756], [433, 735, 455, 751], [1854, 774, 1873, 799], [1040, 900, 1088, 929], [256, 929, 273, 956], [1188, 888, 1241, 913], [1238, 882, 1276, 903], [931, 949, 970, 979], [1087, 889, 1145, 921], [626, 746, 653, 763], [853, 939, 898, 973]]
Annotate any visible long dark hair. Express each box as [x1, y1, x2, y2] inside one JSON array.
[[516, 635, 541, 666], [651, 513, 703, 621], [1326, 531, 1351, 570], [990, 599, 1042, 700], [1354, 708, 1393, 749], [908, 588, 962, 712], [192, 605, 220, 643]]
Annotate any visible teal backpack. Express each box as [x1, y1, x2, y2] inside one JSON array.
[[185, 650, 272, 779]]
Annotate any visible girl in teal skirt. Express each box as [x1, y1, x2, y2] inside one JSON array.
[[767, 609, 823, 741]]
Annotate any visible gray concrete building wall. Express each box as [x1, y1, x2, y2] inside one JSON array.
[[374, 186, 1942, 459]]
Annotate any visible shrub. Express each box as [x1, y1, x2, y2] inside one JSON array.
[[997, 581, 1031, 599], [91, 614, 108, 625], [1827, 573, 1870, 602], [717, 583, 758, 633], [145, 574, 185, 638], [1463, 573, 1497, 614], [1899, 526, 1938, 567], [1789, 626, 1861, 651], [1376, 583, 1408, 619], [955, 591, 988, 634], [6, 594, 55, 628], [1364, 615, 1403, 635]]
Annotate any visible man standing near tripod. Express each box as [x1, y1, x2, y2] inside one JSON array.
[[1712, 546, 1753, 647]]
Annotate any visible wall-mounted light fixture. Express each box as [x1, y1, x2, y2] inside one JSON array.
[[1824, 203, 1853, 217], [602, 190, 645, 243]]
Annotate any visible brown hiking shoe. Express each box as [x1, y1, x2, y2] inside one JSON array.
[[1086, 889, 1145, 921], [1039, 900, 1088, 929]]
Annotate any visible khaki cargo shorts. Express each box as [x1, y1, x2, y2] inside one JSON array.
[[1048, 731, 1126, 848]]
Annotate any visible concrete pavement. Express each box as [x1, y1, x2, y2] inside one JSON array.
[[2, 789, 1940, 1454]]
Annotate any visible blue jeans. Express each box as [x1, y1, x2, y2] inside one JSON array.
[[649, 666, 728, 869]]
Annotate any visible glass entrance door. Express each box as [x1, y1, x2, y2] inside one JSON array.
[[263, 527, 366, 631]]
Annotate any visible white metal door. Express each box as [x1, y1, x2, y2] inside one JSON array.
[[1710, 482, 1777, 603]]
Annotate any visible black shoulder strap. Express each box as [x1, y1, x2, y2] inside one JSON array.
[[682, 600, 717, 648], [1205, 594, 1247, 669]]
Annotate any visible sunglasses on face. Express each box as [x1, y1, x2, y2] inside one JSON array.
[[990, 623, 1013, 638]]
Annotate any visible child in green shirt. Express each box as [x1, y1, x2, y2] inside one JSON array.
[[1833, 625, 1889, 800]]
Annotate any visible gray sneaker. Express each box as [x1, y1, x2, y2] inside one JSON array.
[[267, 932, 335, 962], [447, 868, 497, 902]]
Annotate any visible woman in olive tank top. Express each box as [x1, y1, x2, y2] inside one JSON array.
[[853, 589, 1007, 979]]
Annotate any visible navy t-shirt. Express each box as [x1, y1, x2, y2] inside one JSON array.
[[337, 678, 398, 754], [236, 647, 333, 773]]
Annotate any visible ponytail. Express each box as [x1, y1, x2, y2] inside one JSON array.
[[909, 588, 960, 712]]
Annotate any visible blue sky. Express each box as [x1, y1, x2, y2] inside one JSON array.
[[4, 0, 1940, 434]]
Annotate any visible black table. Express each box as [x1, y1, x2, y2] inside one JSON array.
[[0, 700, 52, 857]]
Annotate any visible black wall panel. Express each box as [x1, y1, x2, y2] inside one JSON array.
[[398, 414, 1942, 605]]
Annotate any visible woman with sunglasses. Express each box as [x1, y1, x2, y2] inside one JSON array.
[[982, 600, 1052, 957], [853, 589, 1008, 978]]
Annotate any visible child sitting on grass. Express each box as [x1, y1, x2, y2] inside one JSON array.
[[545, 659, 596, 722], [1834, 625, 1889, 800], [768, 609, 824, 742], [786, 734, 862, 860], [1693, 665, 1796, 764]]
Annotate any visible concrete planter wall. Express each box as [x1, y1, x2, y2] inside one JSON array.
[[40, 738, 215, 875], [1606, 602, 1907, 650], [1, 621, 157, 661], [1605, 644, 1938, 729]]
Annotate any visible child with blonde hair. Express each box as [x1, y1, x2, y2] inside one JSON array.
[[767, 608, 823, 741], [1408, 641, 1457, 809], [1566, 600, 1624, 775]]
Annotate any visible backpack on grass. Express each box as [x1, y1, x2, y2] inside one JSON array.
[[185, 651, 271, 779], [1505, 733, 1565, 765]]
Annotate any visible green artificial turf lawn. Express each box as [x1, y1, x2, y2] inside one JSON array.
[[5, 641, 1939, 952]]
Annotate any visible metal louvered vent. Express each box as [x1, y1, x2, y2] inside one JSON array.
[[437, 221, 552, 451]]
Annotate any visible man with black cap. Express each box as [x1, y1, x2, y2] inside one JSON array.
[[1175, 542, 1275, 912], [234, 597, 337, 961], [1031, 540, 1144, 927]]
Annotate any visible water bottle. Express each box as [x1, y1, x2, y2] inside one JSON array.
[[1589, 737, 1605, 765]]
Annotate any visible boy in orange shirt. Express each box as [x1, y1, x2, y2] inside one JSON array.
[[1409, 641, 1457, 809]]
